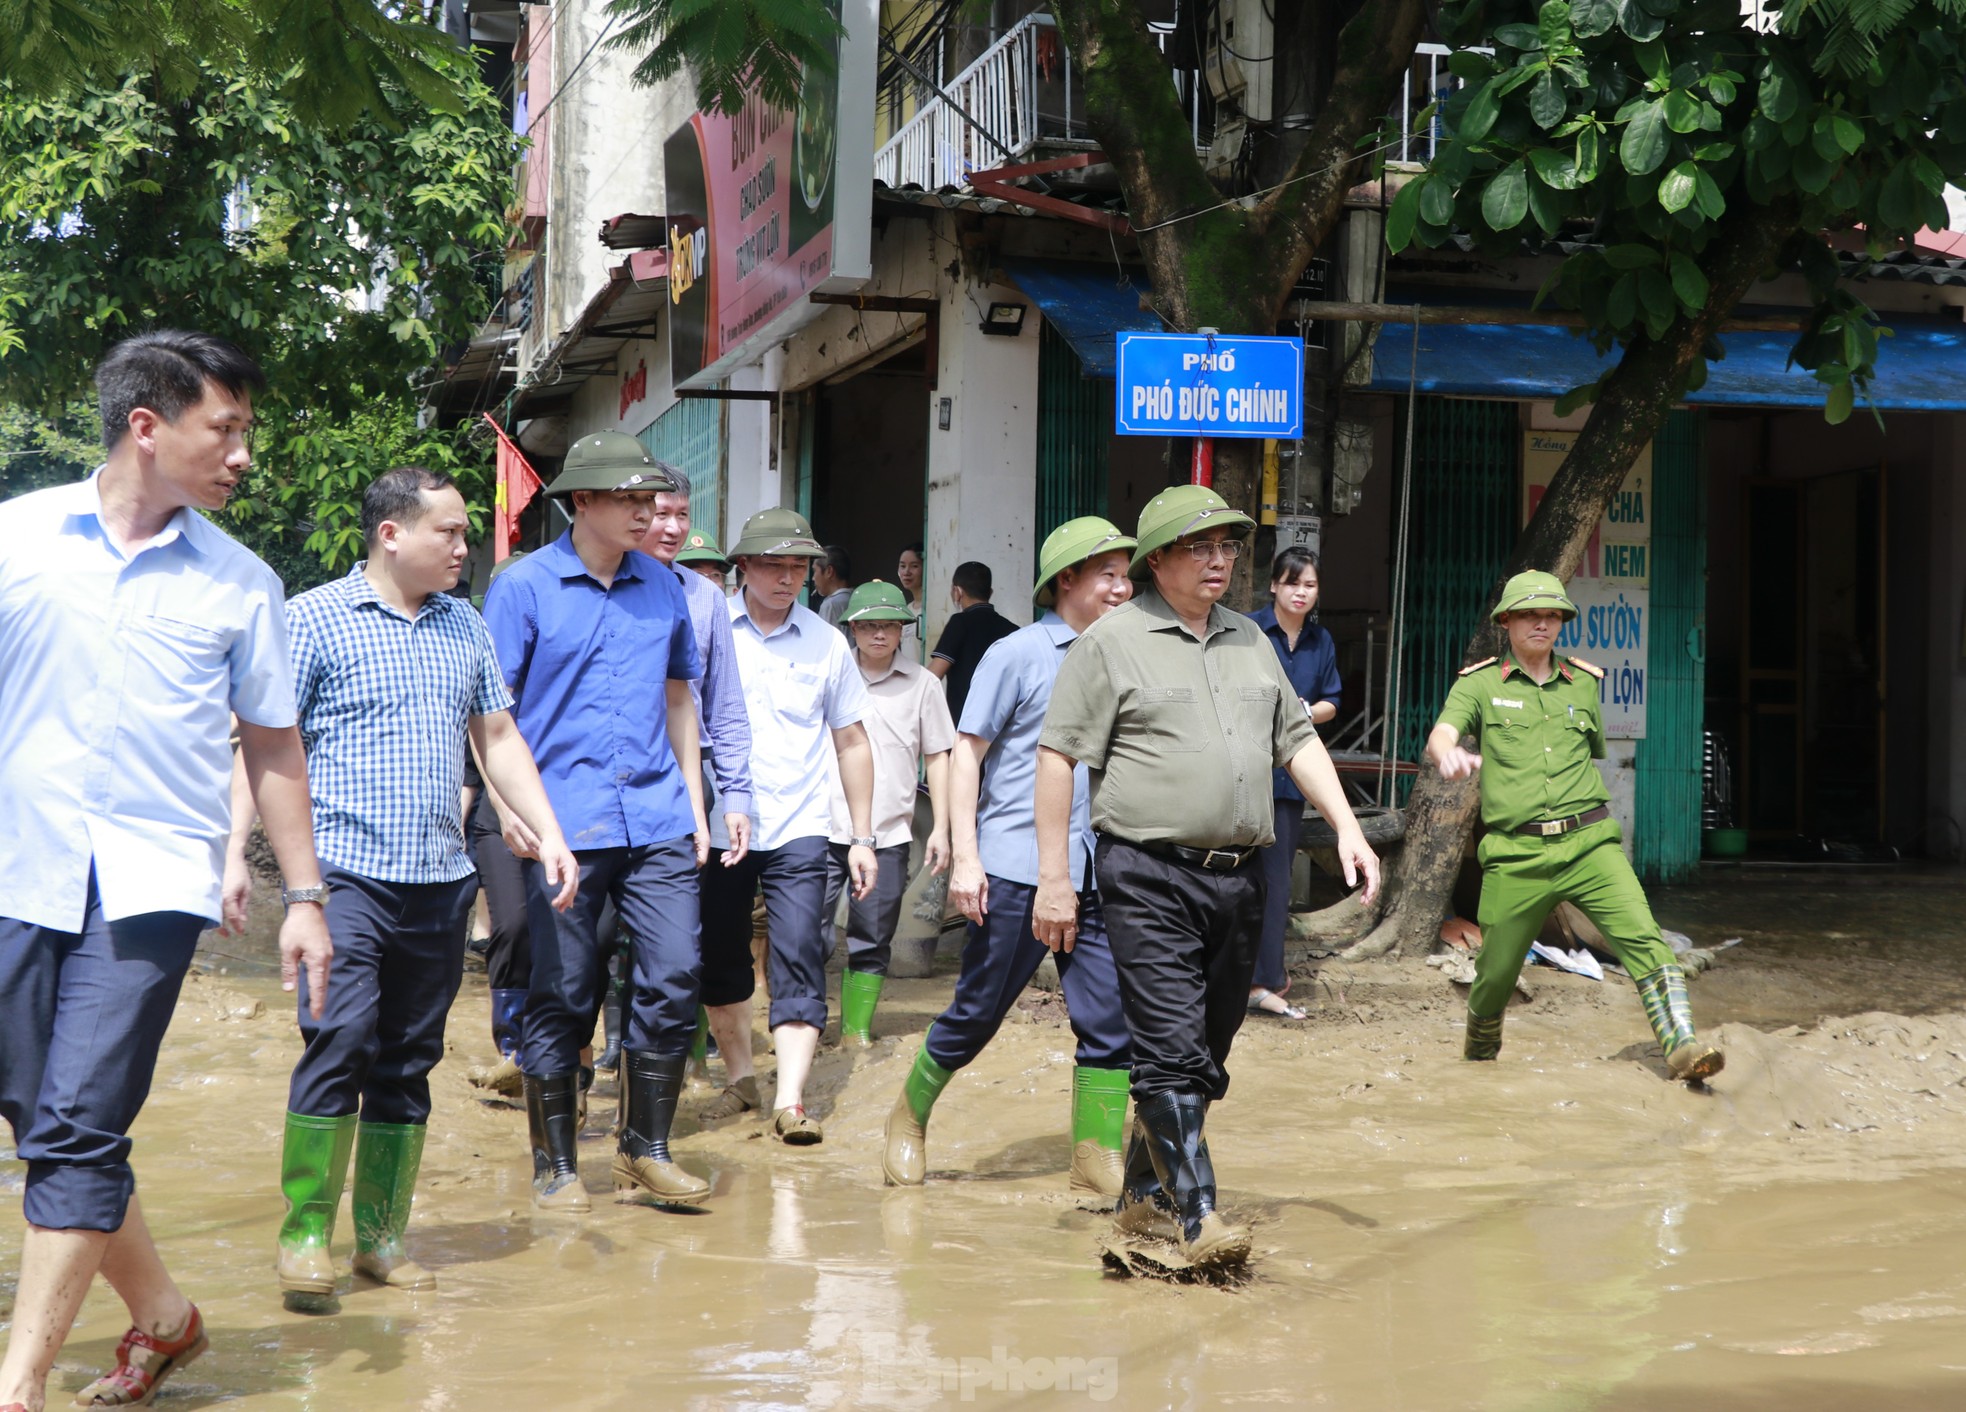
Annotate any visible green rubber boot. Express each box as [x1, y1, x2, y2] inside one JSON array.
[[1465, 1008, 1505, 1061], [1068, 1066, 1129, 1198], [276, 1112, 356, 1299], [685, 1005, 714, 1090], [350, 1122, 435, 1291], [840, 970, 885, 1047], [882, 1036, 956, 1186], [1635, 964, 1726, 1083]]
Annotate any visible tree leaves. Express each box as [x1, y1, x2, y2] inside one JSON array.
[[1571, 0, 1620, 36], [1482, 160, 1531, 228], [1657, 160, 1698, 211], [607, 0, 846, 116], [1531, 70, 1568, 127], [1620, 98, 1670, 174]]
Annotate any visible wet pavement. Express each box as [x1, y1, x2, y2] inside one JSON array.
[[6, 879, 1966, 1409]]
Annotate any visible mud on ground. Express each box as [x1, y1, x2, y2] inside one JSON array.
[[5, 877, 1966, 1408]]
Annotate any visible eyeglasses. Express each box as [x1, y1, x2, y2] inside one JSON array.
[[1183, 540, 1244, 562]]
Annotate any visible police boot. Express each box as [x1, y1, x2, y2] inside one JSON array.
[[276, 1112, 356, 1298], [839, 970, 884, 1047], [1635, 964, 1726, 1083], [1110, 1119, 1180, 1242], [524, 1072, 590, 1212], [1133, 1092, 1250, 1271], [1465, 1007, 1505, 1062], [350, 1122, 436, 1289], [883, 1039, 954, 1187], [470, 988, 528, 1097], [1067, 1066, 1128, 1198], [612, 1051, 711, 1203]]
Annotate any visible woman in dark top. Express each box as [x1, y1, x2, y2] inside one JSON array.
[[1249, 547, 1343, 1019]]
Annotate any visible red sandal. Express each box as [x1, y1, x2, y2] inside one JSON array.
[[72, 1303, 207, 1408]]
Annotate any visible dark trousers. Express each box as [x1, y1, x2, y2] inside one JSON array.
[[821, 841, 911, 976], [1254, 798, 1304, 993], [1095, 837, 1264, 1102], [470, 793, 531, 991], [925, 875, 1130, 1072], [700, 835, 829, 1030], [289, 868, 475, 1124], [0, 876, 201, 1232], [523, 839, 699, 1073]]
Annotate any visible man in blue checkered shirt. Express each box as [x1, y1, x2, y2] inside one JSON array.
[[238, 466, 576, 1305]]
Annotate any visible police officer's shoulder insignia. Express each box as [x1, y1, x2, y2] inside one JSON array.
[[1567, 655, 1605, 680], [1458, 657, 1497, 676]]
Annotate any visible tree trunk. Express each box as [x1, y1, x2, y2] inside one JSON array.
[[1335, 197, 1804, 959]]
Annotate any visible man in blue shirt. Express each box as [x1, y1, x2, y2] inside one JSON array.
[[698, 507, 877, 1147], [882, 518, 1136, 1195], [248, 466, 576, 1304], [483, 432, 711, 1213], [0, 332, 331, 1412]]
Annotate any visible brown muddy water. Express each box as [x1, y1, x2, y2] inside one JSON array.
[[6, 881, 1966, 1409]]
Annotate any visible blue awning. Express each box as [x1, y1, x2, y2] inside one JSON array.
[[1001, 259, 1162, 376], [1364, 316, 1966, 410]]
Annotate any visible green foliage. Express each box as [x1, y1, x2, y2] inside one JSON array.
[[0, 401, 98, 499], [0, 53, 514, 573], [605, 0, 845, 117], [0, 0, 463, 130], [1390, 0, 1966, 418]]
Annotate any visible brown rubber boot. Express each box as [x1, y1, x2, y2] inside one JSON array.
[[469, 1054, 525, 1097]]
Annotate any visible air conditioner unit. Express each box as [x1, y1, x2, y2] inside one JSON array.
[[1201, 0, 1273, 125]]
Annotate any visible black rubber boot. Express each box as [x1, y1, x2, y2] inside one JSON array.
[[596, 954, 625, 1075], [612, 1051, 711, 1203], [1134, 1092, 1250, 1270], [524, 1072, 590, 1212], [1110, 1119, 1179, 1241]]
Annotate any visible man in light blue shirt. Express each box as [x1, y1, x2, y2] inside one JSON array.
[[698, 508, 877, 1147], [0, 331, 331, 1412], [882, 518, 1135, 1196]]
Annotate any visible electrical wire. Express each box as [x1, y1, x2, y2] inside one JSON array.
[[1130, 132, 1407, 233], [525, 11, 619, 132]]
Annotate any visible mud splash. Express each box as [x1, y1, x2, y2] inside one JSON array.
[[4, 882, 1966, 1408]]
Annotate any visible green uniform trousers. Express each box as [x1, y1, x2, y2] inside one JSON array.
[[1470, 818, 1676, 1020]]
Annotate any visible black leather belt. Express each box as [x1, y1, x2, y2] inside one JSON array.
[[1516, 805, 1610, 837], [1115, 837, 1260, 871]]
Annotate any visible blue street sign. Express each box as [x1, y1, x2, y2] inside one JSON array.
[[1114, 332, 1304, 439]]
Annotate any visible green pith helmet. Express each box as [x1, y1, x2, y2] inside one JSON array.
[[544, 431, 686, 498], [489, 549, 528, 580], [1129, 484, 1256, 576], [1034, 516, 1137, 607], [675, 530, 727, 566], [842, 579, 915, 622], [729, 506, 824, 558], [1491, 569, 1578, 621]]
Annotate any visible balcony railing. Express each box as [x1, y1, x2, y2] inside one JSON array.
[[1391, 42, 1491, 165]]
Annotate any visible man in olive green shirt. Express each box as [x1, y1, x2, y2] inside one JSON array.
[[1428, 570, 1724, 1083], [1035, 486, 1380, 1272]]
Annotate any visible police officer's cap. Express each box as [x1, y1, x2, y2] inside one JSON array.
[[841, 580, 916, 623], [1129, 484, 1255, 577], [544, 431, 687, 498], [729, 506, 824, 558], [1033, 516, 1137, 606], [675, 530, 728, 567], [1491, 569, 1578, 622]]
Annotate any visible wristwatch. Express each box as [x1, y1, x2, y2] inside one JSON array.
[[848, 836, 878, 849], [280, 883, 330, 907]]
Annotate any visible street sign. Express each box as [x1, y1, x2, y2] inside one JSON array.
[[1114, 332, 1304, 439]]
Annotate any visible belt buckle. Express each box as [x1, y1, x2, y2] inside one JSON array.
[[1534, 819, 1564, 837], [1202, 848, 1237, 870]]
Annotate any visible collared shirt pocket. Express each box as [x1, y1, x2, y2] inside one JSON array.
[[1127, 684, 1207, 752], [1238, 681, 1281, 751], [1478, 700, 1533, 770], [131, 613, 230, 688]]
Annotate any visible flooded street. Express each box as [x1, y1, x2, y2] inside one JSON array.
[[6, 880, 1966, 1408]]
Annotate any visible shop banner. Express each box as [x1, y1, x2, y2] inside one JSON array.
[[665, 0, 875, 389], [1113, 332, 1304, 438], [1522, 431, 1650, 737]]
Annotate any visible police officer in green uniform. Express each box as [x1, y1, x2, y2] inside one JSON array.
[[1427, 570, 1724, 1083], [1036, 486, 1381, 1271]]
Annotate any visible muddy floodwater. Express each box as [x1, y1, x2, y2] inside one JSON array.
[[7, 880, 1966, 1408]]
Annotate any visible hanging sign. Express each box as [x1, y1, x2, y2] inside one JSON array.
[[1114, 332, 1304, 438], [1522, 431, 1650, 738]]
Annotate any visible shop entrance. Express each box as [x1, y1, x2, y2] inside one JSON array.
[[801, 338, 929, 604]]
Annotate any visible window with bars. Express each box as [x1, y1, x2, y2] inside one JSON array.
[[638, 398, 726, 546]]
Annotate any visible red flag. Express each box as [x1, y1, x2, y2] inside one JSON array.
[[484, 413, 543, 561]]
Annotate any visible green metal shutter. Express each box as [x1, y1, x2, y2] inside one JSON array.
[[1391, 398, 1520, 801], [1035, 320, 1105, 561], [1633, 409, 1706, 882], [639, 398, 727, 545]]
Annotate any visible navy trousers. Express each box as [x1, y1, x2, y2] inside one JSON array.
[[700, 835, 829, 1030], [0, 877, 201, 1232], [1253, 798, 1304, 993], [924, 875, 1130, 1073], [523, 839, 699, 1073], [469, 792, 532, 991], [821, 841, 912, 976], [289, 867, 476, 1124], [1095, 837, 1264, 1102]]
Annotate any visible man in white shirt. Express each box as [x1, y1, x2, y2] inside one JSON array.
[[0, 331, 332, 1411], [697, 509, 877, 1145]]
